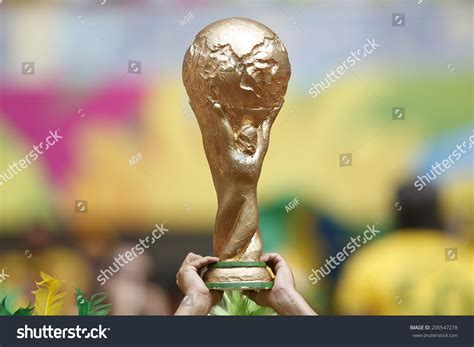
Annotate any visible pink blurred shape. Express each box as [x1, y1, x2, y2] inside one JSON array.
[[0, 80, 146, 183]]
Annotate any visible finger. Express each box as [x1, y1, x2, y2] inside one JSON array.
[[261, 253, 284, 265], [182, 252, 202, 267], [188, 256, 219, 270], [181, 252, 202, 267], [261, 253, 288, 274]]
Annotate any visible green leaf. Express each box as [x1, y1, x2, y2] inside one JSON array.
[[13, 303, 34, 316], [1, 297, 34, 316], [210, 291, 275, 316], [90, 293, 108, 306], [0, 297, 12, 316], [76, 288, 90, 316], [76, 289, 111, 316]]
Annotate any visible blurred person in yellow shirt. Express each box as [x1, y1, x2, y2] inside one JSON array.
[[335, 183, 473, 315]]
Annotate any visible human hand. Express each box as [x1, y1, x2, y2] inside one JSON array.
[[175, 252, 222, 315], [244, 253, 295, 309], [244, 253, 316, 315]]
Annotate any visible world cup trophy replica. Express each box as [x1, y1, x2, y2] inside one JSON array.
[[182, 18, 291, 290]]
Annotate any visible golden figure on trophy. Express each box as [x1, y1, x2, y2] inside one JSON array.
[[182, 17, 291, 289]]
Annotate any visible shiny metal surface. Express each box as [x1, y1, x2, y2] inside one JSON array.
[[182, 18, 291, 286]]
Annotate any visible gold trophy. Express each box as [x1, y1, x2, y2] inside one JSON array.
[[182, 18, 291, 290]]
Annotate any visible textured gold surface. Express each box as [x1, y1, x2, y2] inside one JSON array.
[[182, 18, 291, 284], [204, 266, 273, 284]]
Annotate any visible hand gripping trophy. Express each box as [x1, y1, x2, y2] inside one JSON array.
[[182, 18, 291, 290]]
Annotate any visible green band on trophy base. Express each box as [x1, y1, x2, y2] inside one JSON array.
[[207, 261, 267, 269], [204, 262, 274, 290], [205, 281, 274, 290]]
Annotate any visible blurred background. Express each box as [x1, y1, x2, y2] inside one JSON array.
[[0, 0, 472, 315]]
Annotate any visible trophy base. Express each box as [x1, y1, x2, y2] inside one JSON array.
[[204, 261, 274, 291]]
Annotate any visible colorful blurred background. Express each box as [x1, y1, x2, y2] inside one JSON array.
[[0, 0, 472, 315]]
